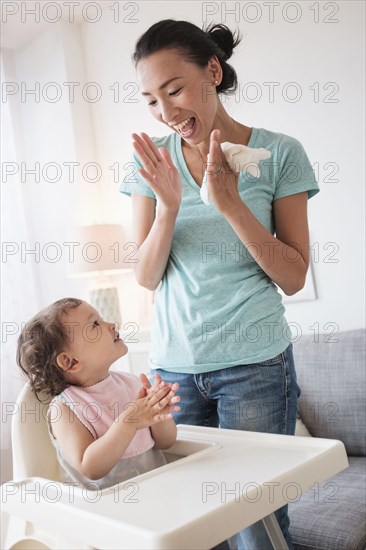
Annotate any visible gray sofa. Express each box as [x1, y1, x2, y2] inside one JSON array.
[[289, 328, 366, 550]]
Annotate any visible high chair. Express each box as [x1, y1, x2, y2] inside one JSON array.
[[2, 383, 68, 549], [2, 382, 349, 550]]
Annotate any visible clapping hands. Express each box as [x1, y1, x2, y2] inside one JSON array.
[[125, 372, 180, 429]]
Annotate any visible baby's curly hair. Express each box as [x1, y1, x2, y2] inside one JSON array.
[[17, 298, 83, 402]]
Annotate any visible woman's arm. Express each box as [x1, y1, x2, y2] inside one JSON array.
[[131, 195, 178, 290], [130, 133, 182, 291], [224, 192, 309, 296], [206, 129, 310, 296]]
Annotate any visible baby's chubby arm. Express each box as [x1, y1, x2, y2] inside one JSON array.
[[49, 383, 178, 481], [140, 373, 180, 449]]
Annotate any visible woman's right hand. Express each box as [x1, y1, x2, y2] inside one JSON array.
[[132, 132, 182, 213]]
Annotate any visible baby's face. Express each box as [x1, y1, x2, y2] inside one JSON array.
[[62, 302, 128, 374]]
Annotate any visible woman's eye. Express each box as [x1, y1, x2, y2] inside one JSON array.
[[148, 88, 182, 107], [169, 88, 182, 96]]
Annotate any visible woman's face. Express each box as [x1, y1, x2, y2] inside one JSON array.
[[136, 48, 221, 143]]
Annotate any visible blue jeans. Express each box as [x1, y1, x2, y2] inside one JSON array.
[[151, 343, 300, 550]]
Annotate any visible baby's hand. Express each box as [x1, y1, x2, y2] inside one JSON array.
[[140, 372, 180, 408], [140, 372, 161, 393], [124, 383, 180, 429]]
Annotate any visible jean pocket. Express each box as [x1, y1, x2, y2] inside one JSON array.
[[256, 351, 284, 366]]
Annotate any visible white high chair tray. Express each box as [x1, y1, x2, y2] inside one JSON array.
[[2, 425, 348, 549]]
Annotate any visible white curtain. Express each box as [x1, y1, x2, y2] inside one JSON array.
[[1, 51, 39, 482]]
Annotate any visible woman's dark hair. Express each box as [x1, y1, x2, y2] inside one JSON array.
[[132, 19, 242, 96], [16, 298, 83, 401]]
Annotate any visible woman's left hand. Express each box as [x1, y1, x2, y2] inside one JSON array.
[[206, 129, 241, 216]]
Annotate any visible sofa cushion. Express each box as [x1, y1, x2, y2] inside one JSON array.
[[292, 329, 366, 455], [289, 456, 366, 550]]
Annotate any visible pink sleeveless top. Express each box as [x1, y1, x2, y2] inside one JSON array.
[[56, 371, 155, 458], [47, 371, 167, 488]]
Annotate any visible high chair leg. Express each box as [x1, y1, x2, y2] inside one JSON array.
[[262, 513, 289, 550]]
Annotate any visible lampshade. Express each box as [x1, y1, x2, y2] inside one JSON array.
[[69, 224, 134, 278]]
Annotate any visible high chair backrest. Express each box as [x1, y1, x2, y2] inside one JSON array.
[[12, 382, 61, 481]]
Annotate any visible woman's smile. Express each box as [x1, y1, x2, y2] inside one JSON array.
[[173, 116, 196, 138]]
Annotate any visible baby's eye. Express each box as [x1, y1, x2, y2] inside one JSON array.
[[93, 320, 100, 328]]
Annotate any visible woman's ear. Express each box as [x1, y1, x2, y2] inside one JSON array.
[[56, 352, 80, 373], [207, 55, 222, 83]]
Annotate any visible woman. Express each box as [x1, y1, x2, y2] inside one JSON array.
[[120, 19, 319, 549]]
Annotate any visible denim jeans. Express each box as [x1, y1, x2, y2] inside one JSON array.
[[151, 343, 301, 550]]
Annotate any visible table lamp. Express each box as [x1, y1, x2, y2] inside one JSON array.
[[69, 224, 133, 327]]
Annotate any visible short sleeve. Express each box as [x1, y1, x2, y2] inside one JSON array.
[[274, 136, 320, 200], [119, 149, 156, 199]]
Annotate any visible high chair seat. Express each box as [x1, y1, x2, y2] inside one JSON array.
[[11, 383, 60, 481]]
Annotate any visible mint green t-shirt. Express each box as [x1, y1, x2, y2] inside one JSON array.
[[119, 127, 319, 373]]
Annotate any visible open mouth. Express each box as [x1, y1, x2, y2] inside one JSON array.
[[114, 332, 120, 342], [174, 116, 196, 138]]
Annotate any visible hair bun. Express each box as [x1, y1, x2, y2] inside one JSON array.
[[133, 19, 241, 97], [204, 23, 241, 61]]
